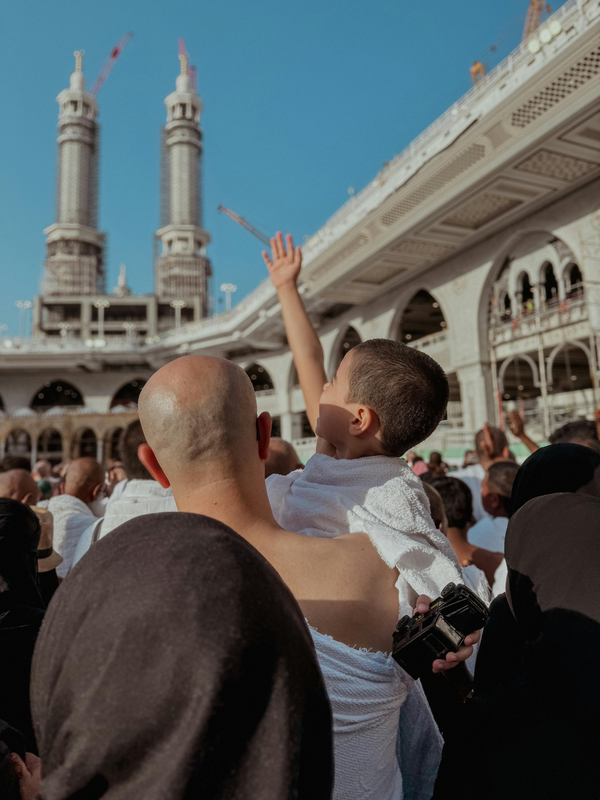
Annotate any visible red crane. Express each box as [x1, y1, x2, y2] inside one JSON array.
[[218, 206, 271, 246], [91, 32, 133, 96]]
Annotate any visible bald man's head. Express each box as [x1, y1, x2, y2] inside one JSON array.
[[265, 438, 303, 478], [139, 356, 260, 481], [64, 458, 105, 504], [0, 469, 40, 505]]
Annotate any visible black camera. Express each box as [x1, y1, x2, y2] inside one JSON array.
[[392, 583, 489, 679]]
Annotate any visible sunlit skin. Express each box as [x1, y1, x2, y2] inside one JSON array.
[[481, 475, 509, 518], [137, 355, 479, 667]]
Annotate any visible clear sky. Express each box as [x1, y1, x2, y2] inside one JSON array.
[[0, 0, 560, 335]]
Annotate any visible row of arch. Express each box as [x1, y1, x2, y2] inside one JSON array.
[[494, 262, 583, 321], [499, 341, 593, 400], [4, 426, 124, 466]]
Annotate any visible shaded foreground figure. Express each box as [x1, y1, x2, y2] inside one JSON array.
[[428, 493, 600, 799], [31, 514, 333, 800], [0, 501, 45, 753]]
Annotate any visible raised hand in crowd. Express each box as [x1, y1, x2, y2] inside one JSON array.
[[508, 409, 539, 454]]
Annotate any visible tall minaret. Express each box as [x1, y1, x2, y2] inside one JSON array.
[[43, 51, 105, 295], [155, 50, 211, 315]]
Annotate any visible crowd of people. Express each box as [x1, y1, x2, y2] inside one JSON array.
[[0, 232, 598, 799]]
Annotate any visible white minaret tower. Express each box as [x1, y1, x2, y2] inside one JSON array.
[[155, 50, 211, 315], [43, 51, 105, 295]]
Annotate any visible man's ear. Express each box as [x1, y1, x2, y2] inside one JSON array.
[[257, 412, 272, 461], [92, 483, 104, 500], [138, 443, 171, 488], [348, 406, 380, 438]]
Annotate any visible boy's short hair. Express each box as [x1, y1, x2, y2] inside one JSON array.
[[431, 477, 473, 529], [486, 461, 520, 514], [119, 420, 152, 481], [346, 339, 449, 457], [549, 419, 598, 446]]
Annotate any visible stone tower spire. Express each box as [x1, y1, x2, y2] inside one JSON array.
[[43, 51, 105, 295], [155, 50, 211, 314]]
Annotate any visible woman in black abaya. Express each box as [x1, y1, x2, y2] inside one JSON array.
[[0, 500, 45, 753], [31, 512, 333, 800], [429, 492, 600, 799]]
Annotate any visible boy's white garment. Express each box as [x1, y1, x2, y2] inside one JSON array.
[[468, 516, 508, 553], [267, 453, 463, 617]]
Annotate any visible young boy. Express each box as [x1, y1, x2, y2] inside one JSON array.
[[263, 232, 472, 614]]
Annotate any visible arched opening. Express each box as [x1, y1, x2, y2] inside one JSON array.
[[549, 345, 593, 393], [331, 326, 362, 373], [37, 429, 63, 465], [0, 395, 4, 413], [542, 262, 558, 305], [110, 379, 146, 410], [31, 380, 84, 411], [517, 273, 534, 314], [73, 428, 97, 459], [499, 356, 539, 401], [399, 291, 446, 343], [565, 263, 584, 300], [292, 411, 315, 440], [104, 427, 124, 462], [5, 429, 32, 458], [270, 416, 281, 438], [245, 364, 274, 393], [502, 292, 512, 319]]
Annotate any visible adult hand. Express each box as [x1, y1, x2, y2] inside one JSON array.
[[10, 752, 41, 800], [262, 232, 302, 290], [508, 409, 524, 438], [414, 595, 482, 674]]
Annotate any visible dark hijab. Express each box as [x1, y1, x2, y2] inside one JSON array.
[[31, 512, 333, 800], [431, 493, 600, 799], [510, 442, 600, 515], [0, 500, 45, 752]]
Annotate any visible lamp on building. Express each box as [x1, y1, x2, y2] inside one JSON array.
[[220, 283, 237, 313], [94, 299, 111, 340], [15, 301, 33, 339], [170, 300, 187, 329], [122, 321, 136, 345]]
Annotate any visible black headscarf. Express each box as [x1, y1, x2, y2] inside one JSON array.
[[31, 512, 333, 800], [0, 500, 45, 752], [510, 443, 600, 516], [430, 493, 600, 799]]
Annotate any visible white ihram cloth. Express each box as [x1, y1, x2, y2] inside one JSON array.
[[309, 625, 410, 800], [40, 495, 98, 578], [72, 480, 177, 568], [267, 453, 463, 618]]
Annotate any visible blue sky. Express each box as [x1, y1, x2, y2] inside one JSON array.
[[0, 0, 559, 334]]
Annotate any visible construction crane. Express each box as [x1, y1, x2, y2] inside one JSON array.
[[91, 32, 133, 96], [218, 206, 271, 246], [522, 1, 552, 40]]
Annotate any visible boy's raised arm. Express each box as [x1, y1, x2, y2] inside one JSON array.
[[262, 232, 326, 432]]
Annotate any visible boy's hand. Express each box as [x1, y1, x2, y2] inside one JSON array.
[[413, 595, 481, 674], [262, 232, 302, 290]]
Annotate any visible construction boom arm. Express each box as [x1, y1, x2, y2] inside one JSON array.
[[91, 32, 133, 96], [218, 206, 271, 246], [523, 0, 547, 40]]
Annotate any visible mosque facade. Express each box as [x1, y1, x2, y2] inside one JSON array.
[[1, 0, 600, 467]]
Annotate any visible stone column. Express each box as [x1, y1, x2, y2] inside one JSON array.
[[457, 362, 495, 435], [30, 437, 38, 471], [96, 437, 104, 466], [280, 411, 293, 443]]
